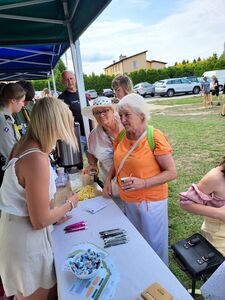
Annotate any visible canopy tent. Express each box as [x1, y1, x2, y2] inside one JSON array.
[[0, 0, 111, 45], [0, 44, 69, 81], [0, 0, 112, 136], [0, 0, 111, 81]]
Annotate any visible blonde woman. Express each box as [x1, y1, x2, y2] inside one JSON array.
[[0, 98, 79, 300], [112, 74, 135, 100]]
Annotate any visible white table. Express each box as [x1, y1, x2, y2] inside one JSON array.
[[52, 198, 193, 300]]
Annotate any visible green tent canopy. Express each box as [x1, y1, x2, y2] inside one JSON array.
[[0, 0, 111, 45], [0, 0, 111, 80]]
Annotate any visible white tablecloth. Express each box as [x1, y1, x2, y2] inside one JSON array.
[[52, 197, 193, 300]]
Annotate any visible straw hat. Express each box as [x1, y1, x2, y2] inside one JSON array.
[[81, 96, 115, 120]]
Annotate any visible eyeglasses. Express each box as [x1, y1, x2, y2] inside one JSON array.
[[93, 109, 111, 116]]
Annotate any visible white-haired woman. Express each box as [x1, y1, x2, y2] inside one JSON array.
[[103, 93, 177, 265], [0, 98, 79, 300]]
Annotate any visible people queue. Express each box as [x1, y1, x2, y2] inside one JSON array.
[[0, 72, 225, 299]]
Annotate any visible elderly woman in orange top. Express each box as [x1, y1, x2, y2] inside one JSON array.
[[103, 93, 177, 265]]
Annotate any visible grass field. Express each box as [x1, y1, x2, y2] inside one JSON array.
[[149, 95, 225, 298]]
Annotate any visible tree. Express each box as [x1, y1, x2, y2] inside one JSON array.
[[32, 59, 66, 91]]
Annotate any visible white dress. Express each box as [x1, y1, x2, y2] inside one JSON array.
[[0, 148, 56, 297]]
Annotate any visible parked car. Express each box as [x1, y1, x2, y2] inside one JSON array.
[[102, 88, 114, 97], [183, 76, 201, 84], [133, 82, 155, 97], [85, 92, 92, 101], [34, 90, 42, 99], [154, 78, 201, 97], [86, 89, 98, 99]]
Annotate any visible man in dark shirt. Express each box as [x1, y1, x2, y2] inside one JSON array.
[[58, 70, 88, 155]]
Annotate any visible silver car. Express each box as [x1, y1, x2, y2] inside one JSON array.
[[154, 78, 201, 97], [133, 82, 155, 97], [86, 89, 98, 99]]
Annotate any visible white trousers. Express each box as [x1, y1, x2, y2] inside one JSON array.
[[124, 199, 168, 265]]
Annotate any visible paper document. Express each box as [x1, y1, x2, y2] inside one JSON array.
[[84, 197, 108, 214]]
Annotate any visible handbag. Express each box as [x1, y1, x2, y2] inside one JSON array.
[[171, 233, 224, 279], [111, 130, 147, 198]]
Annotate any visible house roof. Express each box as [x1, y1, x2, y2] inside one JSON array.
[[104, 50, 148, 69], [147, 60, 167, 64]]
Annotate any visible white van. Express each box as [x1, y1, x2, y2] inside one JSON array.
[[202, 70, 225, 91]]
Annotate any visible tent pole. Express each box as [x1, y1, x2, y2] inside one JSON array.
[[47, 80, 51, 93], [51, 69, 57, 96], [63, 0, 90, 139], [67, 36, 90, 138], [65, 51, 68, 68]]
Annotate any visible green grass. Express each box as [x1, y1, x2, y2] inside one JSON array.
[[150, 95, 202, 106], [149, 100, 225, 298]]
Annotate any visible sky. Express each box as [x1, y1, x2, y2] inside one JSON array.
[[63, 0, 225, 75]]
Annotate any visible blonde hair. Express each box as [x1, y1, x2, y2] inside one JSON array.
[[22, 97, 78, 153], [112, 74, 134, 95]]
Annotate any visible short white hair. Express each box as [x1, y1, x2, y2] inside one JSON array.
[[117, 93, 150, 122]]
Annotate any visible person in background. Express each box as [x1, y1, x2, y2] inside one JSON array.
[[221, 81, 225, 116], [0, 97, 79, 300], [0, 83, 26, 185], [112, 74, 135, 100], [41, 88, 52, 97], [179, 155, 225, 255], [58, 70, 88, 160], [13, 80, 35, 136], [82, 97, 124, 211], [211, 75, 220, 106], [201, 76, 212, 108], [103, 93, 177, 264]]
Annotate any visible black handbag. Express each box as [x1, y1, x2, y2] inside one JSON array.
[[171, 233, 224, 279]]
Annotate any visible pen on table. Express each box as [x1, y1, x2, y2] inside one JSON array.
[[104, 240, 128, 248], [100, 230, 126, 238], [104, 237, 128, 244], [103, 234, 127, 242], [99, 228, 122, 235], [64, 221, 86, 231], [65, 226, 87, 234]]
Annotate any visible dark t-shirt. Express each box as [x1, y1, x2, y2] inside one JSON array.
[[58, 90, 85, 136]]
